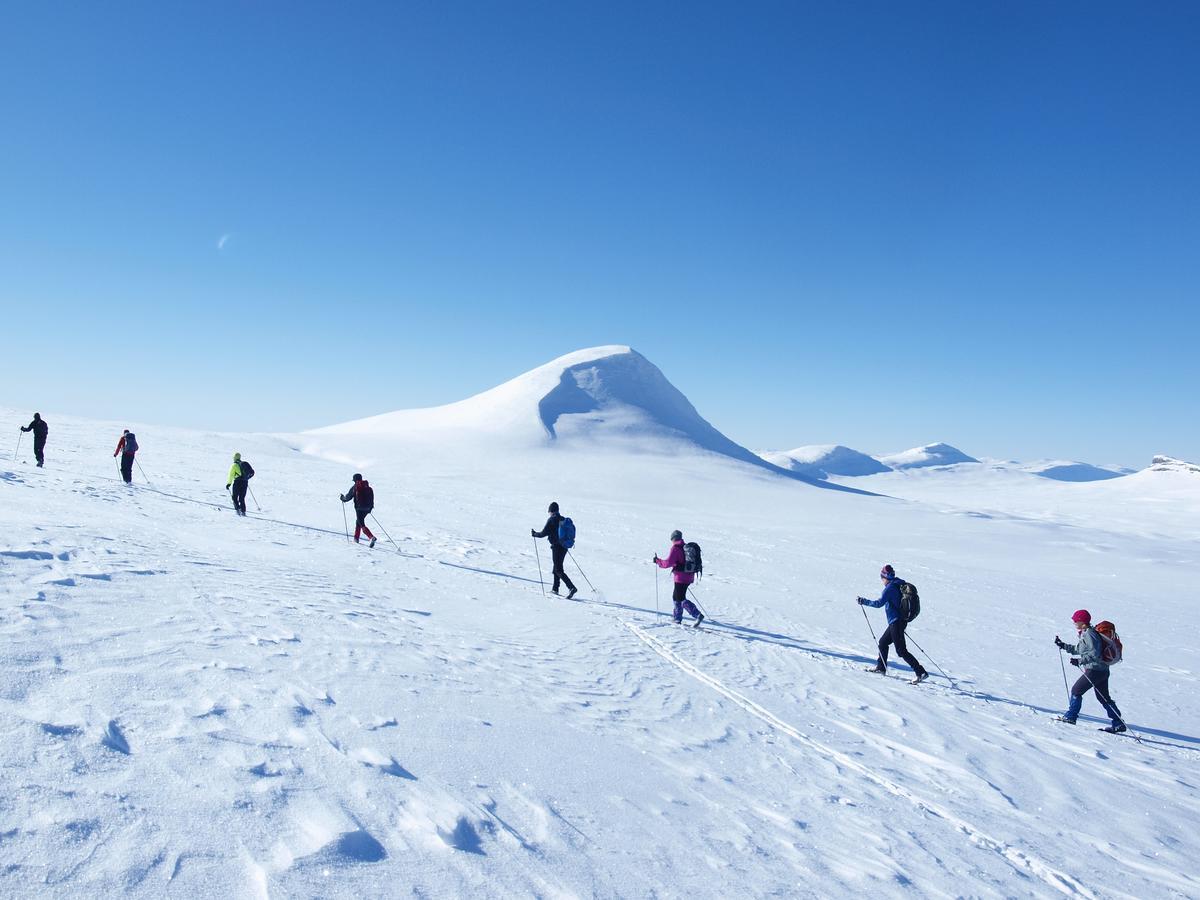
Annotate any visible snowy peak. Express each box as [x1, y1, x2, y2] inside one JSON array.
[[881, 443, 979, 470], [314, 345, 733, 450], [310, 346, 871, 492], [1148, 455, 1200, 475], [760, 445, 891, 480]]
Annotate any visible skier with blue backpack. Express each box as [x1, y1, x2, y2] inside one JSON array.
[[531, 501, 577, 599], [858, 564, 928, 683]]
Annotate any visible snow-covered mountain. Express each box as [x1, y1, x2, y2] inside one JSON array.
[[311, 346, 868, 493], [1148, 454, 1200, 475], [760, 444, 892, 480], [880, 442, 979, 470]]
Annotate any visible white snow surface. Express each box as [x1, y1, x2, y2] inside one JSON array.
[[2, 404, 1199, 899]]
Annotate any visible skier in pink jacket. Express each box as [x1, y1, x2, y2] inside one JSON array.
[[654, 530, 703, 626]]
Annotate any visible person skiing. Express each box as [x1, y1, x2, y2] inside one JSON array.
[[858, 564, 928, 684], [531, 501, 577, 599], [225, 452, 254, 516], [113, 429, 138, 484], [339, 473, 376, 547], [20, 413, 48, 467], [1055, 609, 1126, 733], [654, 530, 703, 627]]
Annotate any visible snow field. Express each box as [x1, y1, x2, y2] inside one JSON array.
[[1, 407, 1198, 898]]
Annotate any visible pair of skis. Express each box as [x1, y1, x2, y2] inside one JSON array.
[[864, 666, 927, 685]]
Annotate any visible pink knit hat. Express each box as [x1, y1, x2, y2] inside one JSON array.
[[1072, 609, 1091, 624]]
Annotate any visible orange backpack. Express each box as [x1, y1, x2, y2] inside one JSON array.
[[1095, 621, 1123, 665]]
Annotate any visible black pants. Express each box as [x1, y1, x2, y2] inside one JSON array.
[[1068, 669, 1122, 724], [120, 452, 135, 483], [231, 476, 248, 513], [551, 545, 576, 593], [34, 439, 45, 467], [672, 581, 700, 622], [878, 620, 925, 675]]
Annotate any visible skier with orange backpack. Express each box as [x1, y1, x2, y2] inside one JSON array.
[[1055, 609, 1127, 733]]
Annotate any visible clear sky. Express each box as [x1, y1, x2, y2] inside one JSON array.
[[2, 1, 1196, 467]]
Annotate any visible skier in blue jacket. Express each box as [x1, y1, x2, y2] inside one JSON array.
[[858, 564, 928, 684]]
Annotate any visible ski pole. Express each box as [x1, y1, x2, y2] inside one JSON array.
[[864, 602, 883, 667], [654, 562, 660, 618], [533, 537, 546, 596], [1058, 648, 1071, 703], [1078, 667, 1140, 742], [369, 513, 401, 552], [905, 632, 958, 689], [13, 430, 22, 461], [135, 459, 153, 487], [567, 550, 596, 593], [685, 584, 708, 618], [248, 485, 261, 511], [860, 602, 878, 645], [341, 502, 350, 543]]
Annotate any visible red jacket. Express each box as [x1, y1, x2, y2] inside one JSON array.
[[656, 540, 694, 585]]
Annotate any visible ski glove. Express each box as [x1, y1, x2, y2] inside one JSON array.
[[1054, 636, 1066, 649], [226, 484, 231, 491], [857, 597, 867, 605], [531, 529, 537, 537], [1070, 658, 1080, 667]]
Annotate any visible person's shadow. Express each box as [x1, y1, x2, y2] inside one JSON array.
[[586, 596, 1200, 753]]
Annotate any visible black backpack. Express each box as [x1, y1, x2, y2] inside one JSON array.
[[124, 433, 138, 453], [240, 460, 254, 479], [898, 580, 921, 623], [682, 542, 703, 577]]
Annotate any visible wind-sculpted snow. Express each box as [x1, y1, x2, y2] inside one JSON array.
[[1, 406, 1198, 898]]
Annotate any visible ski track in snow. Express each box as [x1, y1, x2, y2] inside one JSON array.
[[2, 414, 1199, 898]]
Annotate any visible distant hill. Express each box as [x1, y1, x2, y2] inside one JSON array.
[[880, 443, 979, 470], [760, 445, 891, 480]]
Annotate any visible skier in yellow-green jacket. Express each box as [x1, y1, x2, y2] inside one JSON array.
[[225, 452, 254, 516]]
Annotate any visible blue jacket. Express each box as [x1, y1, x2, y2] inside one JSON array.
[[863, 578, 903, 625]]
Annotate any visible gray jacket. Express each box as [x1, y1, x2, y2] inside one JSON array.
[[1063, 627, 1108, 673]]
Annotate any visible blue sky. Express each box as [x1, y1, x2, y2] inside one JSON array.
[[2, 1, 1196, 467]]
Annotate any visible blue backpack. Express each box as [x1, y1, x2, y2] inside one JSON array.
[[557, 517, 576, 549]]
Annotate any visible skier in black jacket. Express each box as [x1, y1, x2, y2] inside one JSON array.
[[531, 501, 576, 599], [339, 474, 376, 547], [20, 413, 48, 467]]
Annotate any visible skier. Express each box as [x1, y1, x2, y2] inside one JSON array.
[[225, 452, 254, 516], [858, 564, 928, 684], [531, 501, 577, 599], [1055, 609, 1126, 733], [19, 413, 48, 467], [339, 473, 376, 547], [654, 530, 703, 627], [113, 429, 138, 484]]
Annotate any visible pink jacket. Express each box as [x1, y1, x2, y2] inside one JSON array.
[[656, 540, 694, 584]]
